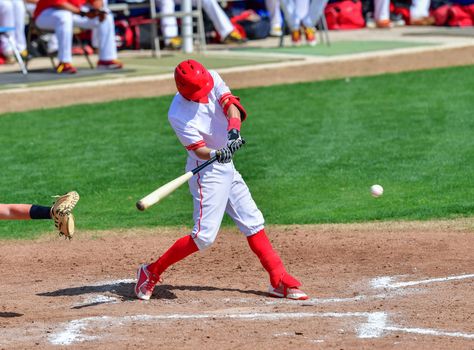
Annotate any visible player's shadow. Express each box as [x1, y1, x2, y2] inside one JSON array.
[[37, 282, 267, 304]]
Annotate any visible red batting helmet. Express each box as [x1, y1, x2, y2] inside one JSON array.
[[174, 60, 214, 101]]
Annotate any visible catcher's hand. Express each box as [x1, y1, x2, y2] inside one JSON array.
[[50, 191, 80, 239]]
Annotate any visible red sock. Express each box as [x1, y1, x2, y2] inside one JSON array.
[[148, 235, 199, 276], [247, 229, 301, 288]]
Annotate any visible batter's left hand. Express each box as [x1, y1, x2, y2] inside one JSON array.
[[227, 128, 245, 153]]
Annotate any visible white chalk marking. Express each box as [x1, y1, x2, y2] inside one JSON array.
[[384, 326, 474, 339], [371, 274, 474, 289], [358, 312, 388, 338], [49, 311, 383, 345], [72, 295, 118, 308]]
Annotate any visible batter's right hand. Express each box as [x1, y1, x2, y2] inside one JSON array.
[[215, 147, 233, 163]]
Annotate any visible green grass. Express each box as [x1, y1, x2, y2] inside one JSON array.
[[234, 40, 436, 56], [1, 65, 473, 238]]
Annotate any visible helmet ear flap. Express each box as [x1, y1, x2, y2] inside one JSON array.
[[174, 60, 214, 101]]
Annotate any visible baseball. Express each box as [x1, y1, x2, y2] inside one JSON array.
[[370, 184, 384, 197]]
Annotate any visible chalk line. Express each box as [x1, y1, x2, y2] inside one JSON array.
[[371, 274, 474, 289]]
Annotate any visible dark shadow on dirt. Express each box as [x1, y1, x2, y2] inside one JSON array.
[[0, 312, 24, 318], [37, 282, 268, 302]]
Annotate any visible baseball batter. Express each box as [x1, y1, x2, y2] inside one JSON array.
[[135, 59, 308, 301]]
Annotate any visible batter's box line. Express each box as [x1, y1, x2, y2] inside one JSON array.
[[48, 311, 474, 346]]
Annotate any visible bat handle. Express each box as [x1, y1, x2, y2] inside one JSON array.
[[192, 156, 217, 175]]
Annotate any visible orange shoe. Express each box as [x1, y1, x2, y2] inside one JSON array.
[[56, 62, 77, 74], [376, 19, 393, 28], [291, 29, 302, 46], [97, 59, 123, 70], [303, 26, 317, 46], [410, 16, 435, 25]]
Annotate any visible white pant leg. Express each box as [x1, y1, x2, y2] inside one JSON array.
[[410, 0, 430, 18], [193, 0, 233, 39], [12, 0, 26, 52], [374, 0, 390, 21], [159, 0, 178, 43], [280, 0, 298, 30], [0, 0, 15, 55], [73, 11, 117, 61], [265, 0, 283, 28], [225, 168, 264, 237], [302, 0, 329, 27], [36, 9, 73, 63], [187, 159, 233, 250]]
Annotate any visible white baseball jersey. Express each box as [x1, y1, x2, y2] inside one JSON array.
[[168, 70, 264, 250]]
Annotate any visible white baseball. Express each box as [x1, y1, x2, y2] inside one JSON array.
[[370, 184, 384, 197]]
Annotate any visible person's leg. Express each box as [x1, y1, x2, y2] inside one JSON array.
[[0, 204, 51, 220], [160, 0, 179, 45], [197, 0, 234, 39], [410, 0, 432, 23], [73, 11, 118, 62], [135, 160, 233, 300], [373, 0, 392, 27], [0, 0, 15, 57], [12, 0, 26, 52], [36, 8, 74, 63], [265, 0, 283, 35], [225, 167, 307, 300], [302, 0, 329, 28]]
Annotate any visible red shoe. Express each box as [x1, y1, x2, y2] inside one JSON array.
[[303, 26, 317, 46], [134, 264, 161, 300], [56, 62, 77, 74], [268, 282, 308, 300], [291, 29, 302, 46], [97, 59, 123, 70]]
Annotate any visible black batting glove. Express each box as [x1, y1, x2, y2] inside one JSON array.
[[214, 147, 233, 163], [227, 128, 245, 153]]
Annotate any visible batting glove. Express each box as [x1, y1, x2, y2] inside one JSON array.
[[212, 147, 233, 163], [227, 128, 245, 153]]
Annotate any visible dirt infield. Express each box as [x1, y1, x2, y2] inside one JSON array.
[[0, 219, 473, 349]]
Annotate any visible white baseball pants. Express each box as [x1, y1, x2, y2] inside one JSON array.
[[281, 0, 328, 30], [36, 8, 117, 63], [159, 0, 233, 43], [0, 0, 26, 55], [374, 0, 390, 21], [265, 0, 283, 29], [186, 158, 265, 250], [410, 0, 431, 19]]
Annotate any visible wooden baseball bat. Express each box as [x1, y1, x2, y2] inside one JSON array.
[[136, 156, 217, 211]]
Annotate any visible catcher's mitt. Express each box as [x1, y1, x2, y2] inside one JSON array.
[[50, 191, 80, 239]]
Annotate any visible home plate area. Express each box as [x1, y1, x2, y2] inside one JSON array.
[[3, 273, 473, 348]]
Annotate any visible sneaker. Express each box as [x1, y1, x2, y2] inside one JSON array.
[[56, 62, 77, 74], [390, 13, 406, 27], [303, 26, 317, 46], [223, 30, 246, 44], [165, 36, 182, 50], [270, 26, 283, 37], [365, 12, 376, 28], [376, 19, 393, 28], [97, 59, 123, 70], [291, 29, 302, 46], [268, 283, 308, 300], [135, 264, 162, 300]]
